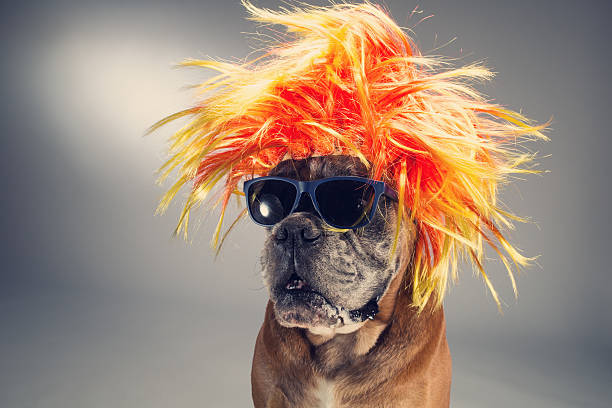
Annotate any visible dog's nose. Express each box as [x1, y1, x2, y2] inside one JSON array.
[[273, 214, 321, 243]]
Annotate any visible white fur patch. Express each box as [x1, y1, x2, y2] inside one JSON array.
[[314, 379, 336, 408], [308, 320, 366, 337]]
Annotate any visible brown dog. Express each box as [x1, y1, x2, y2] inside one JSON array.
[[250, 156, 451, 407], [151, 3, 545, 406]]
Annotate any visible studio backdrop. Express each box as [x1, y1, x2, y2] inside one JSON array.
[[1, 1, 610, 407]]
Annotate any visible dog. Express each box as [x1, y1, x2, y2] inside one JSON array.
[[151, 3, 545, 407], [250, 155, 451, 407]]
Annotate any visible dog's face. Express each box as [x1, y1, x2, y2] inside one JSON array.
[[259, 155, 413, 331]]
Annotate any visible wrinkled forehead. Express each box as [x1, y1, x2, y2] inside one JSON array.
[[268, 155, 369, 180]]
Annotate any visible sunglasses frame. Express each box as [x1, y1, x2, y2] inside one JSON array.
[[243, 176, 398, 229]]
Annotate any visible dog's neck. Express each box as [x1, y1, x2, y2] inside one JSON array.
[[305, 265, 414, 377], [305, 268, 405, 369]]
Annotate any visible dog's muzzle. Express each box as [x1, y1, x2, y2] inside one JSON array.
[[267, 214, 380, 328]]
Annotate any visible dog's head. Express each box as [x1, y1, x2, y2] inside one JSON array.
[[260, 155, 416, 331]]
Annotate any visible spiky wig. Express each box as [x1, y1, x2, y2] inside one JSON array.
[[150, 1, 547, 310]]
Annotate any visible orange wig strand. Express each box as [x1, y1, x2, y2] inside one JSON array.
[[150, 1, 548, 310]]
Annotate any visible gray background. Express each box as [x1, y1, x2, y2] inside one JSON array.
[[1, 0, 610, 406]]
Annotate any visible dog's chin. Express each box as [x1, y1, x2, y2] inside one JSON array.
[[272, 288, 341, 329], [271, 285, 381, 330]]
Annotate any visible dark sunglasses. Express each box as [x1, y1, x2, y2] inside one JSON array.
[[243, 176, 398, 229]]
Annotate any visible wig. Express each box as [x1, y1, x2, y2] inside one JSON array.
[[150, 1, 547, 310]]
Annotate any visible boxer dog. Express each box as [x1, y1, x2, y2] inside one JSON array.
[[151, 3, 545, 407], [249, 155, 451, 408]]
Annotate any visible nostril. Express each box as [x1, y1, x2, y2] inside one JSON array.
[[301, 228, 320, 243], [275, 227, 288, 241], [273, 215, 321, 244]]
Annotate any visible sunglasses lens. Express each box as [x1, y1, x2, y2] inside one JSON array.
[[315, 180, 376, 228], [247, 180, 297, 225]]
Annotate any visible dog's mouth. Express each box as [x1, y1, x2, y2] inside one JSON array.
[[285, 273, 309, 291], [272, 272, 380, 329]]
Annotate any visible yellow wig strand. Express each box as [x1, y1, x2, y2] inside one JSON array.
[[149, 1, 548, 310]]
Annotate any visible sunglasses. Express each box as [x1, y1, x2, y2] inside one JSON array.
[[243, 176, 398, 229]]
